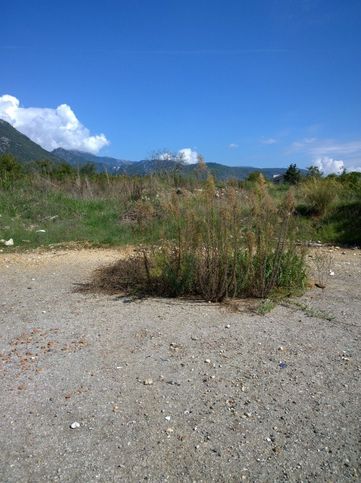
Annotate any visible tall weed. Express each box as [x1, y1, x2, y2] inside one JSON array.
[[107, 177, 307, 301], [300, 178, 339, 217]]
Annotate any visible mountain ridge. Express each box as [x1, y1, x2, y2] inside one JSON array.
[[0, 119, 61, 164], [0, 119, 289, 180]]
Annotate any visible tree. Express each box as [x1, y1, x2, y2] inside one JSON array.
[[307, 165, 322, 178], [79, 162, 97, 176], [246, 171, 263, 183], [0, 153, 23, 181], [150, 149, 178, 162], [284, 163, 302, 185]]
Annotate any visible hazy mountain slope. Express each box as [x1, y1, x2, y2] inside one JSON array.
[[0, 119, 61, 163], [0, 121, 294, 180], [52, 148, 132, 173], [194, 162, 287, 180]]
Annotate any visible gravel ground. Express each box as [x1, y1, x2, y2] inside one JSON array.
[[0, 246, 360, 482]]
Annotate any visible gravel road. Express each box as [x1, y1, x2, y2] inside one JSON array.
[[1, 247, 360, 482]]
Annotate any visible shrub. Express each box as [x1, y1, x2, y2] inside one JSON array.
[[300, 177, 339, 217], [284, 163, 302, 185], [0, 153, 23, 186], [93, 178, 307, 301]]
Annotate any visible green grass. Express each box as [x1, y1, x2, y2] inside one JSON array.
[[283, 300, 335, 321], [1, 170, 360, 253], [0, 186, 140, 248], [2, 170, 359, 304], [255, 299, 276, 315]]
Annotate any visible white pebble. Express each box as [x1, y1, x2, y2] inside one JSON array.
[[70, 422, 80, 429]]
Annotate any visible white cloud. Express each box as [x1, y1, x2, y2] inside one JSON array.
[[261, 137, 277, 145], [0, 94, 109, 154], [309, 140, 361, 158], [348, 165, 361, 173], [157, 151, 175, 161], [177, 148, 199, 164], [312, 157, 345, 175], [228, 143, 239, 149], [290, 136, 361, 172], [291, 137, 317, 149]]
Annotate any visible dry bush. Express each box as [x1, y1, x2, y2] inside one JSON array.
[[300, 178, 339, 217], [93, 177, 307, 301]]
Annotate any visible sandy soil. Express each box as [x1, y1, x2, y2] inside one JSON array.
[[0, 246, 360, 482]]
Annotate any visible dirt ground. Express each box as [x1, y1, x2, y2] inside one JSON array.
[[0, 246, 360, 482]]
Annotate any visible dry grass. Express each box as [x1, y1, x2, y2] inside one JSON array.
[[84, 177, 307, 302]]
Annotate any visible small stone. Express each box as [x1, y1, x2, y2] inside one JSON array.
[[225, 324, 230, 329], [329, 270, 335, 276], [165, 427, 174, 434], [278, 346, 284, 351], [70, 422, 80, 429], [143, 379, 153, 385], [166, 380, 180, 386], [4, 238, 14, 246], [165, 416, 171, 421], [204, 359, 211, 364]]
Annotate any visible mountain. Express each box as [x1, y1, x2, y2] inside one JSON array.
[[0, 119, 61, 163], [54, 149, 287, 180], [197, 163, 288, 181], [52, 148, 132, 174], [0, 120, 292, 180], [125, 159, 185, 176]]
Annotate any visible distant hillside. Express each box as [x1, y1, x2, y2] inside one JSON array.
[[0, 120, 293, 180], [0, 119, 61, 163], [52, 148, 132, 174], [125, 159, 185, 176], [196, 163, 288, 180], [54, 150, 288, 180]]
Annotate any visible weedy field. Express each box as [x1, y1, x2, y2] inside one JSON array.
[[1, 155, 360, 301]]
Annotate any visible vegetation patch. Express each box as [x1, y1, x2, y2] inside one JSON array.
[[1, 155, 360, 304], [85, 178, 307, 302]]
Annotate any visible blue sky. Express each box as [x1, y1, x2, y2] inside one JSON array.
[[1, 0, 360, 172]]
